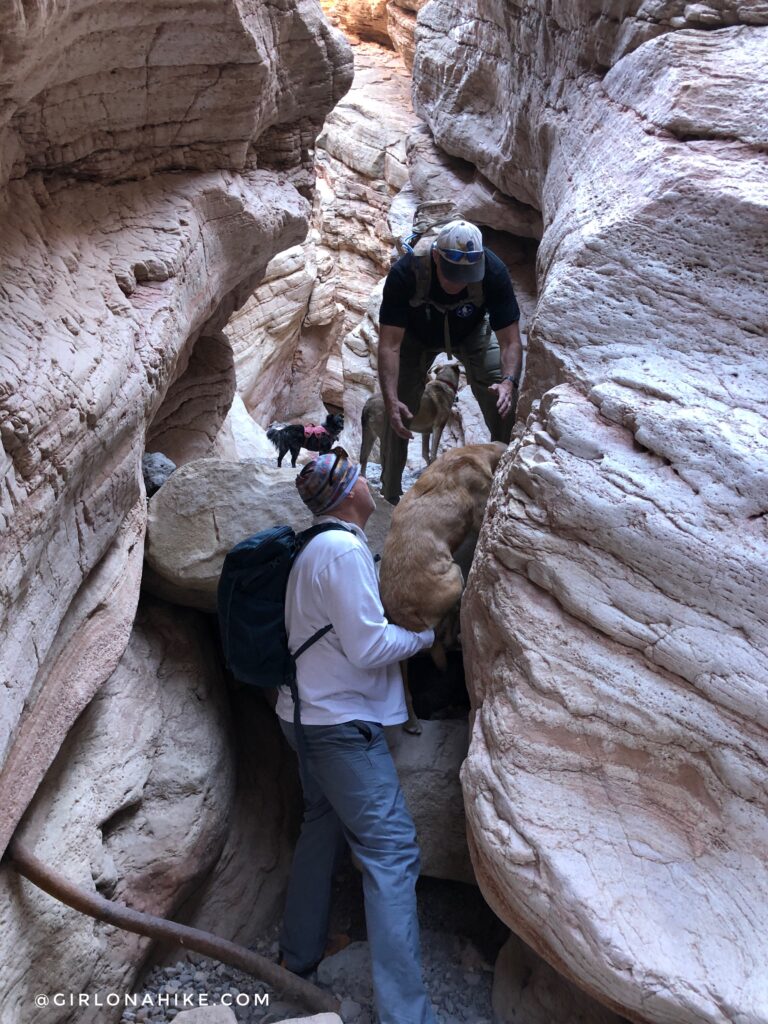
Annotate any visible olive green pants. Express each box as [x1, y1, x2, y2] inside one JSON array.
[[380, 317, 515, 504]]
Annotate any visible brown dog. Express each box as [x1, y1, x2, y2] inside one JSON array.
[[378, 442, 506, 732], [359, 361, 461, 476]]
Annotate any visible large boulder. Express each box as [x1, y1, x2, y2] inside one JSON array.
[[411, 3, 768, 1021], [143, 457, 394, 611]]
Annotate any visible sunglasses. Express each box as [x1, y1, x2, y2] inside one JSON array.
[[437, 246, 484, 264]]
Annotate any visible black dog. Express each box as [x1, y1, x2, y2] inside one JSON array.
[[267, 412, 344, 468]]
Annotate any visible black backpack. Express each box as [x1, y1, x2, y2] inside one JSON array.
[[217, 522, 349, 762]]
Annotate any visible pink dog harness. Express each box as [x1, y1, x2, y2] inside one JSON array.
[[304, 424, 329, 438]]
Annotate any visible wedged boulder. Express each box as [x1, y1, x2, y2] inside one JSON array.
[[385, 721, 474, 884], [0, 598, 233, 1024], [143, 457, 394, 611]]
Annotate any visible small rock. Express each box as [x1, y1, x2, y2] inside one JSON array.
[[340, 997, 362, 1020]]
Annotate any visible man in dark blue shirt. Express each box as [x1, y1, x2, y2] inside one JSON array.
[[377, 219, 523, 503]]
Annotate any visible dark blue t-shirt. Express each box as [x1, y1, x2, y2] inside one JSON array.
[[379, 248, 520, 347]]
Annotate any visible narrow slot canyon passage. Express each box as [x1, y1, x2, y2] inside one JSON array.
[[1, 2, 765, 1024]]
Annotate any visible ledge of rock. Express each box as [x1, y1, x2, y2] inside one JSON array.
[[385, 721, 474, 884], [143, 457, 394, 612]]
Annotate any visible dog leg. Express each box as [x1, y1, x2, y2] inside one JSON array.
[[400, 659, 422, 735], [430, 421, 446, 464], [421, 431, 430, 466]]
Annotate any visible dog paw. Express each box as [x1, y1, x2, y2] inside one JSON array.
[[402, 719, 423, 736]]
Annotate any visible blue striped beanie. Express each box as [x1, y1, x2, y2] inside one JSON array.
[[295, 450, 360, 515]]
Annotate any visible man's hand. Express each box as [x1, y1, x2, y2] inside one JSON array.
[[489, 379, 517, 418], [385, 398, 414, 440]]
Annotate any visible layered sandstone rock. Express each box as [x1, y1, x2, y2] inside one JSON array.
[[319, 0, 392, 47], [0, 599, 233, 1024], [158, 692, 302, 950], [387, 0, 429, 69], [229, 40, 418, 427], [412, 2, 768, 1022], [0, 0, 351, 859]]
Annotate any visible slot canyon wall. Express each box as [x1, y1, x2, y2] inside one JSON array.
[[0, 1, 766, 1023], [0, 0, 352, 1017], [408, 3, 767, 1024]]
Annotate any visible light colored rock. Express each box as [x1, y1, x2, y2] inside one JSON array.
[[0, 0, 353, 187], [0, 598, 233, 1024], [416, 2, 768, 1022], [146, 331, 236, 466], [214, 394, 277, 463], [228, 244, 322, 425], [406, 125, 543, 240], [143, 457, 394, 611], [317, 943, 373, 1004], [277, 1015, 344, 1024], [602, 25, 768, 146], [492, 933, 629, 1024], [0, 168, 307, 858], [319, 0, 392, 47], [174, 1008, 238, 1024], [231, 41, 418, 430], [167, 693, 302, 948], [385, 720, 474, 883], [0, 0, 351, 858]]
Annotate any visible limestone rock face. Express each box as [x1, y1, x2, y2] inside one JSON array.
[[411, 3, 768, 1021], [143, 457, 394, 611], [0, 599, 233, 1024], [0, 0, 351, 857]]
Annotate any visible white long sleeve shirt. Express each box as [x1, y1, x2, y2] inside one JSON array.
[[275, 515, 434, 726]]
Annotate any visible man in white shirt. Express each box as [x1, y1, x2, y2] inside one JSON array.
[[275, 449, 437, 1024]]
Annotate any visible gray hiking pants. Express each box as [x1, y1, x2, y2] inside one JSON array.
[[379, 316, 515, 504]]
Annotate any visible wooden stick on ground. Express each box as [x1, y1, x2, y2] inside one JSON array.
[[7, 837, 339, 1016]]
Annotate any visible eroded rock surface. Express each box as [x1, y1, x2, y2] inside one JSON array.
[[0, 599, 232, 1024], [229, 40, 418, 427], [411, 2, 768, 1021], [0, 0, 351, 858]]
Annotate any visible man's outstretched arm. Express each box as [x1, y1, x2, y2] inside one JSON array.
[[378, 323, 414, 440]]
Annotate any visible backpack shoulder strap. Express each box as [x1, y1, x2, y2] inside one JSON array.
[[297, 522, 352, 551], [409, 252, 433, 309]]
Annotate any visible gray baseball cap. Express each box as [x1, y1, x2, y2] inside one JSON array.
[[434, 220, 485, 284]]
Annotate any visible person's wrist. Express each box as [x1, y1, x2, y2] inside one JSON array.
[[501, 373, 519, 387]]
